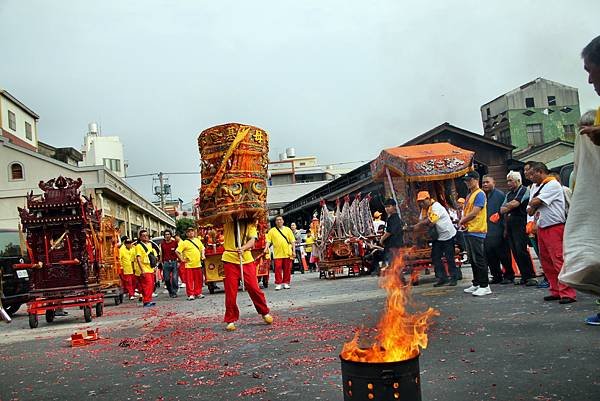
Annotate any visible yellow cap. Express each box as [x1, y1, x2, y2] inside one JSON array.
[[416, 191, 430, 201]]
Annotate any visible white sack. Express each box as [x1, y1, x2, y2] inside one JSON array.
[[559, 134, 600, 295]]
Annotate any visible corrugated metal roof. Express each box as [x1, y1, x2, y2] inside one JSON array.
[[547, 153, 574, 169], [267, 181, 330, 206]]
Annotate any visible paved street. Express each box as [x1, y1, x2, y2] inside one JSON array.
[[1, 268, 599, 401]]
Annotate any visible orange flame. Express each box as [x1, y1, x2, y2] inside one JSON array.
[[341, 249, 439, 362]]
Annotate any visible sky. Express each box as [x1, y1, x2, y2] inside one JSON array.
[[1, 0, 599, 203]]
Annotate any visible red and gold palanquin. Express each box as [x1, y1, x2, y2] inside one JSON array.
[[15, 176, 104, 328]]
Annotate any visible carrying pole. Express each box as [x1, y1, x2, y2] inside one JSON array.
[[0, 271, 11, 323], [235, 219, 245, 292], [385, 167, 402, 219]]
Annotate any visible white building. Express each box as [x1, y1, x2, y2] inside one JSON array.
[[1, 136, 174, 235], [0, 89, 39, 152], [81, 122, 126, 177]]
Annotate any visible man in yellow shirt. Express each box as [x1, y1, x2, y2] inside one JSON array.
[[119, 236, 135, 300], [459, 171, 491, 297], [176, 227, 206, 300], [221, 219, 272, 331], [264, 215, 295, 290], [135, 229, 158, 307], [304, 231, 316, 272]]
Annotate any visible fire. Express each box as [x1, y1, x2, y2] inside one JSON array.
[[341, 249, 439, 362]]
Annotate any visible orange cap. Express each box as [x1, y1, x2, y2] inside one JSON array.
[[457, 197, 465, 204], [373, 211, 382, 218], [416, 191, 430, 201]]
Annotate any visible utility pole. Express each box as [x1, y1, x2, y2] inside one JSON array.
[[158, 171, 165, 210]]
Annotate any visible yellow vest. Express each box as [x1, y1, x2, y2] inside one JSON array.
[[464, 188, 487, 234]]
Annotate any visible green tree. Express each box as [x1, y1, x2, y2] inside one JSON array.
[[175, 217, 196, 239]]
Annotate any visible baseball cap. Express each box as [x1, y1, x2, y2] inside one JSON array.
[[462, 171, 480, 180], [457, 197, 465, 204], [416, 191, 430, 201], [373, 211, 382, 218]]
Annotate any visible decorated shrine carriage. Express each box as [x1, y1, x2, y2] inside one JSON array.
[[313, 194, 374, 279], [98, 217, 124, 305], [196, 123, 271, 293], [370, 143, 474, 282], [14, 176, 104, 328]]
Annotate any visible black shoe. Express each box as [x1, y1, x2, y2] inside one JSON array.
[[490, 278, 503, 285], [433, 280, 449, 287], [525, 278, 539, 287], [514, 279, 526, 285], [544, 295, 560, 301], [559, 297, 576, 304], [500, 278, 514, 285], [448, 280, 457, 286]]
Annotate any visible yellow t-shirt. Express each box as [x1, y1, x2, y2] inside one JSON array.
[[119, 244, 134, 275], [266, 226, 295, 259], [221, 221, 258, 265], [176, 238, 205, 268], [135, 242, 157, 274], [304, 236, 314, 253]]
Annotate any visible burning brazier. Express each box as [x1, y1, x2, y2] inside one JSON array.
[[340, 354, 421, 400], [340, 251, 437, 401]]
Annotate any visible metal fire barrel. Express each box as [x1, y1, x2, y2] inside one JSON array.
[[197, 123, 269, 225], [340, 355, 421, 401]]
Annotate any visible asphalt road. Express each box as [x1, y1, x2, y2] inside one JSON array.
[[0, 267, 598, 401]]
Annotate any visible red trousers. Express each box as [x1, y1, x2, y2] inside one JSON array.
[[274, 258, 292, 285], [121, 273, 135, 297], [186, 267, 203, 297], [223, 262, 270, 323], [141, 273, 155, 303], [537, 224, 576, 299], [135, 275, 142, 293], [179, 262, 187, 284]]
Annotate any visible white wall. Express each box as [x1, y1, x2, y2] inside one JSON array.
[[0, 95, 38, 148], [81, 134, 125, 177]]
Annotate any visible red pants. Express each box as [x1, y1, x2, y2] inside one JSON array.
[[141, 273, 155, 303], [121, 273, 135, 297], [537, 224, 576, 299], [274, 258, 292, 285], [186, 267, 203, 297], [135, 275, 142, 293], [223, 262, 270, 323], [179, 262, 187, 284]]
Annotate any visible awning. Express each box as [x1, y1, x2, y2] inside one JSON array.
[[370, 143, 474, 182]]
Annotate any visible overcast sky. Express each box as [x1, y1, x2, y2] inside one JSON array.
[[1, 1, 598, 202]]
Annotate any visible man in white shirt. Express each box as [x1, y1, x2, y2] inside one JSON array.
[[412, 191, 458, 287], [527, 162, 576, 304]]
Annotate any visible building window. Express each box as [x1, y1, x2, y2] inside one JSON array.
[[25, 122, 32, 140], [563, 124, 576, 141], [103, 158, 121, 172], [299, 162, 306, 166], [525, 97, 535, 108], [498, 129, 512, 145], [8, 110, 16, 131], [547, 96, 556, 106], [526, 124, 544, 146], [9, 162, 24, 180], [486, 107, 491, 117]]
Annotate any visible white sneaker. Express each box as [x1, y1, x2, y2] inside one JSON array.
[[129, 296, 135, 300], [283, 284, 291, 289], [187, 295, 195, 300], [275, 285, 282, 291], [464, 285, 479, 293], [152, 292, 158, 297], [197, 294, 205, 299], [472, 286, 492, 297], [180, 283, 186, 288], [162, 290, 169, 294]]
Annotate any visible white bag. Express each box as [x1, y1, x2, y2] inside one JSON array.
[[559, 134, 600, 295]]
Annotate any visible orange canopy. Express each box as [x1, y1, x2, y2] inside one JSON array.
[[370, 143, 474, 182]]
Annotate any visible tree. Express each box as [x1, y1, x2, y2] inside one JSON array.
[[175, 217, 196, 238]]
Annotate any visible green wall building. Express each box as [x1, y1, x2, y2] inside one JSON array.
[[480, 78, 581, 153]]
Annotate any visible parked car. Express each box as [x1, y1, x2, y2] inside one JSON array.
[[0, 229, 31, 316]]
